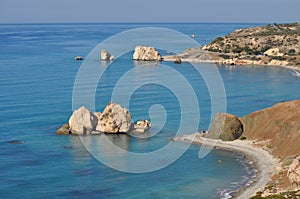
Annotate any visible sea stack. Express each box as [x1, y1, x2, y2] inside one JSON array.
[[133, 46, 162, 61]]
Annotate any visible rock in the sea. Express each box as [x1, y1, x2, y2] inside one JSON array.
[[56, 123, 71, 135], [57, 102, 152, 135], [74, 56, 84, 60], [68, 106, 98, 135], [133, 46, 162, 61], [96, 102, 132, 133], [287, 156, 300, 190], [207, 113, 243, 141], [131, 119, 152, 134], [101, 50, 114, 61]]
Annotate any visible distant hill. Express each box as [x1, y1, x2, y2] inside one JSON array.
[[202, 22, 300, 67]]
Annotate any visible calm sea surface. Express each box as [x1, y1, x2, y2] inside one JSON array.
[[0, 23, 300, 198]]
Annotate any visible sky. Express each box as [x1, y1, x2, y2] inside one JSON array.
[[0, 0, 299, 23]]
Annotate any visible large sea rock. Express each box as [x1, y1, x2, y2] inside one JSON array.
[[56, 102, 151, 135], [133, 46, 162, 61], [68, 106, 98, 135], [96, 102, 132, 133], [207, 112, 243, 141]]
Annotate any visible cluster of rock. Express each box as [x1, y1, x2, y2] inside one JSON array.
[[56, 102, 151, 135], [99, 46, 162, 62], [133, 46, 162, 61], [101, 50, 114, 61]]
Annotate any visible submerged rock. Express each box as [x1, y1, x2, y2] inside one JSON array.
[[68, 106, 98, 135], [133, 46, 162, 61], [7, 140, 24, 145], [207, 112, 243, 141]]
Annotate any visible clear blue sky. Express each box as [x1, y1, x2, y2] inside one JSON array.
[[0, 0, 299, 23]]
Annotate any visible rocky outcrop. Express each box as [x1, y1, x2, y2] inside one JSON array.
[[207, 113, 243, 141], [264, 48, 284, 57], [101, 50, 114, 61], [74, 56, 84, 60], [56, 123, 71, 135], [96, 102, 132, 133], [287, 156, 300, 190], [241, 100, 300, 159], [131, 120, 152, 134], [133, 46, 162, 61], [68, 106, 98, 135], [57, 102, 151, 135]]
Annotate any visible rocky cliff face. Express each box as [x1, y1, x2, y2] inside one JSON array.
[[287, 156, 300, 190], [241, 100, 300, 160]]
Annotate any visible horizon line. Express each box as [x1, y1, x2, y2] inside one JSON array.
[[1, 21, 298, 25]]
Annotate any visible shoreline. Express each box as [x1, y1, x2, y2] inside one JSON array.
[[174, 133, 280, 199], [162, 55, 300, 74]]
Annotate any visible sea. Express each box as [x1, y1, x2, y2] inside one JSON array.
[[0, 23, 300, 199]]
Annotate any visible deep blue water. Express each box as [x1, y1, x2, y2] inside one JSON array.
[[0, 23, 300, 199]]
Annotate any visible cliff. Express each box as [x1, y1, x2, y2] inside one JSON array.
[[241, 100, 300, 194], [241, 100, 300, 160]]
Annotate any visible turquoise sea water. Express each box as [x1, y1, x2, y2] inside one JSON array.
[[1, 23, 300, 198]]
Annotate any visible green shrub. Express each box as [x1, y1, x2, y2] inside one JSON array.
[[270, 56, 287, 61], [211, 37, 224, 44], [240, 136, 247, 140], [287, 49, 296, 56]]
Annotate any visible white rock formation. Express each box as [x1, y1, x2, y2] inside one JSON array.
[[287, 156, 300, 190], [263, 48, 284, 56], [68, 106, 98, 135], [101, 50, 114, 61], [133, 46, 162, 61], [96, 102, 132, 133], [59, 103, 152, 135], [131, 120, 152, 134]]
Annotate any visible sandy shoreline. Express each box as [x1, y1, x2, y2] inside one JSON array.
[[174, 133, 280, 199]]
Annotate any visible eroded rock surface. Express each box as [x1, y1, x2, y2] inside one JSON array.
[[133, 46, 162, 61], [207, 112, 243, 141]]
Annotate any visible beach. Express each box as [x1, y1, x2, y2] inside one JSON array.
[[174, 133, 280, 199]]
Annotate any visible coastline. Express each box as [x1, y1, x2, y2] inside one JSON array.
[[174, 133, 280, 199], [162, 52, 300, 74]]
